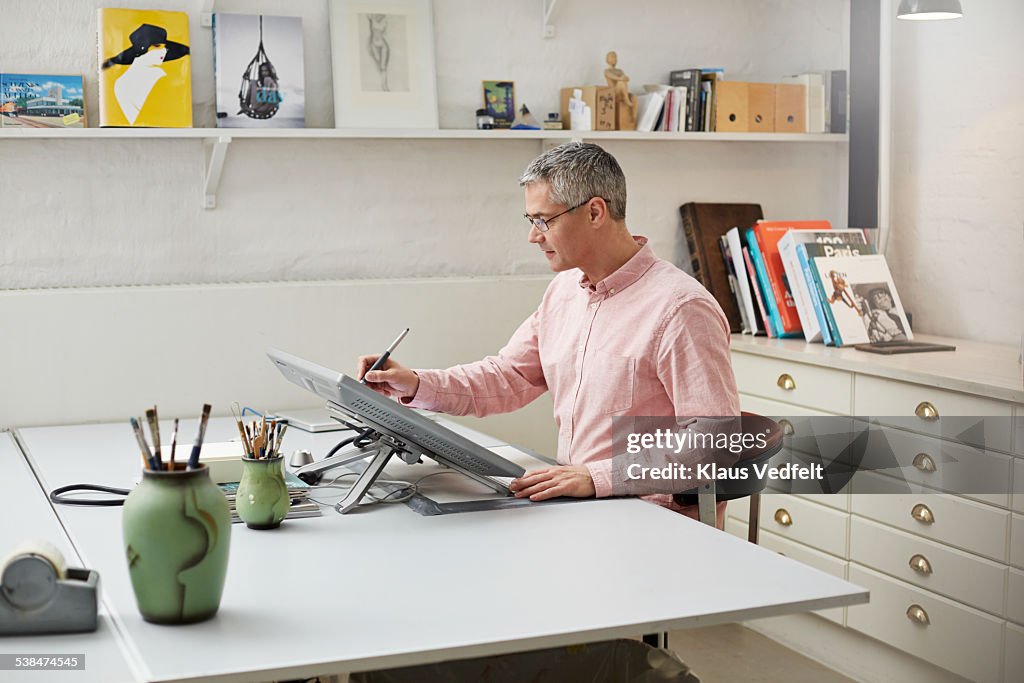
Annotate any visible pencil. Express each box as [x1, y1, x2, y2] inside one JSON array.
[[168, 418, 179, 471], [187, 404, 212, 469], [130, 417, 154, 470], [146, 407, 163, 470]]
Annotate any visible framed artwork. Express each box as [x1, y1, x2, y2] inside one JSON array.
[[482, 80, 514, 128], [328, 0, 438, 128]]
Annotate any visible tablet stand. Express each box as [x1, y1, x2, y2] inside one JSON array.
[[294, 412, 511, 514]]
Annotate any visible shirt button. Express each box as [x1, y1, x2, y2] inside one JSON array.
[[610, 288, 616, 294], [590, 303, 597, 309]]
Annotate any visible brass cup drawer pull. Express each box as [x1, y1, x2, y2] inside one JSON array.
[[777, 373, 796, 391], [909, 554, 933, 575], [911, 503, 935, 525], [773, 508, 793, 526], [778, 418, 795, 436], [915, 401, 939, 420], [906, 604, 930, 626], [912, 452, 936, 473]]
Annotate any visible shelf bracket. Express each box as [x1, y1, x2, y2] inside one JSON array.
[[542, 0, 559, 38], [200, 0, 215, 28], [203, 135, 231, 210]]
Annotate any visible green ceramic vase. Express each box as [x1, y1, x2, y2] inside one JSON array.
[[236, 456, 289, 530], [122, 464, 231, 625]]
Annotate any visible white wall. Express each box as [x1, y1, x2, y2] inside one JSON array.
[[0, 0, 849, 289], [887, 0, 1024, 346]]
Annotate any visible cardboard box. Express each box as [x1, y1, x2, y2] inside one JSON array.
[[560, 86, 615, 131], [774, 83, 806, 133], [747, 83, 776, 132], [715, 81, 749, 132]]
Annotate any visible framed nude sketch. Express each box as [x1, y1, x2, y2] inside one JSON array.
[[328, 0, 439, 128]]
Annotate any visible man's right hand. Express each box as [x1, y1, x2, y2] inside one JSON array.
[[357, 355, 420, 401]]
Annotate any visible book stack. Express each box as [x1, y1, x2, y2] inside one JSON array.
[[219, 470, 320, 523], [636, 68, 724, 132], [681, 205, 912, 346]]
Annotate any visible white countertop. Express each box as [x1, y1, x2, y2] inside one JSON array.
[[730, 333, 1024, 403]]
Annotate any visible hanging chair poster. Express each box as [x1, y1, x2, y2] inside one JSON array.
[[214, 13, 305, 128], [97, 8, 192, 127]]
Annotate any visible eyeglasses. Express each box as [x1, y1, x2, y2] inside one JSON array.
[[523, 198, 591, 233]]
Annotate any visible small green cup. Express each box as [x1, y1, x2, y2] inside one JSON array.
[[122, 463, 231, 624], [236, 456, 289, 530]]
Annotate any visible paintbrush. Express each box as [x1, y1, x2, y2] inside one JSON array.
[[230, 402, 252, 457], [187, 404, 212, 469], [130, 416, 155, 470], [168, 418, 179, 471], [145, 406, 162, 470]]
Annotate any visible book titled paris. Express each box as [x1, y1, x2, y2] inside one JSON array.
[[97, 8, 192, 127], [214, 13, 305, 128]]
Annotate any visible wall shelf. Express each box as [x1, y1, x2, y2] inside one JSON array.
[[0, 127, 848, 208]]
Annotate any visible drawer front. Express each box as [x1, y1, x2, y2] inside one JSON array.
[[1013, 514, 1024, 569], [1007, 622, 1024, 683], [732, 352, 852, 414], [727, 519, 846, 625], [735, 493, 848, 557], [738, 394, 853, 511], [850, 516, 1006, 616], [858, 423, 1011, 508], [847, 565, 1003, 683], [790, 450, 851, 512], [853, 375, 1013, 453], [851, 472, 1010, 562], [1009, 568, 1024, 625]]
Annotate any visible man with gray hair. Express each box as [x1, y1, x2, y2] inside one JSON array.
[[359, 142, 739, 520]]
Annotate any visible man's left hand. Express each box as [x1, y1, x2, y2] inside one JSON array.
[[509, 466, 596, 501]]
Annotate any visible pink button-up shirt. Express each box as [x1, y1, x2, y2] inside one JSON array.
[[408, 238, 740, 515]]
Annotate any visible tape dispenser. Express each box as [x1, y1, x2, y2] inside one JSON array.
[[0, 540, 98, 635]]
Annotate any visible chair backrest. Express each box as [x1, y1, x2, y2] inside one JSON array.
[[672, 412, 783, 505]]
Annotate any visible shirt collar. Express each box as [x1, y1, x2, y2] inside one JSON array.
[[578, 236, 656, 296]]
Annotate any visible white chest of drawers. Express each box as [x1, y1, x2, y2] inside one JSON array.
[[727, 333, 1023, 683]]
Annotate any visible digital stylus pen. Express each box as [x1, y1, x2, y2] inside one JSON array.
[[360, 327, 410, 384]]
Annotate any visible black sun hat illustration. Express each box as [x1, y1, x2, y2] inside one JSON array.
[[102, 23, 190, 69]]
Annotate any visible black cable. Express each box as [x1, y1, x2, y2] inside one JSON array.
[[50, 483, 131, 507]]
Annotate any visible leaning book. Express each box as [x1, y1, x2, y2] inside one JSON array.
[[0, 74, 86, 128], [97, 8, 192, 127], [807, 251, 911, 347], [214, 13, 305, 128]]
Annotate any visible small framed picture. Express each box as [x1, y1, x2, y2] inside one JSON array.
[[482, 80, 515, 128], [328, 0, 439, 128]]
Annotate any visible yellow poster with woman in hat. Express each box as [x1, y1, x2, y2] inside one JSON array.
[[98, 8, 192, 127]]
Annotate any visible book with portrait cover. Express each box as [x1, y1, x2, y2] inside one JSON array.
[[778, 228, 867, 343], [806, 250, 910, 347], [97, 8, 192, 127], [214, 13, 305, 128], [0, 74, 86, 128]]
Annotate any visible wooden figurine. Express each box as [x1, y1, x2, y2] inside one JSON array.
[[604, 51, 637, 131]]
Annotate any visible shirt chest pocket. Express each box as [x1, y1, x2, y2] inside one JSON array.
[[583, 351, 636, 415]]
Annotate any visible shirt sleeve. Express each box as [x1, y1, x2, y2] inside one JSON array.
[[656, 295, 741, 418], [403, 308, 548, 417]]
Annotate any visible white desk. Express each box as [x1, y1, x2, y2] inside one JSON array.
[[0, 432, 135, 683], [13, 418, 868, 682]]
